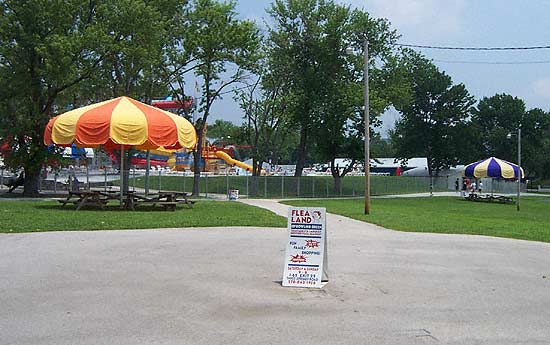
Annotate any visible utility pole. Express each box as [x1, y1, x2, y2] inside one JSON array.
[[517, 127, 521, 212], [363, 38, 370, 215]]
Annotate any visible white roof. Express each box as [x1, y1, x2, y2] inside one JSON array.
[[62, 147, 94, 158], [371, 157, 427, 168]]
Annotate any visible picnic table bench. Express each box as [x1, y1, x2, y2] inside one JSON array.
[[58, 191, 110, 210], [465, 193, 513, 204], [58, 190, 194, 211], [126, 191, 194, 211]]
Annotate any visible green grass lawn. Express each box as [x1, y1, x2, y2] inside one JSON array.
[[0, 200, 286, 233], [283, 196, 550, 243]]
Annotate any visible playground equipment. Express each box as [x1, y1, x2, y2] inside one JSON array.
[[215, 150, 253, 172], [151, 97, 194, 112]]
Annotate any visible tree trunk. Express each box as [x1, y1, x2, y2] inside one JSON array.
[[22, 168, 40, 197], [22, 132, 45, 197], [192, 149, 201, 197], [294, 126, 307, 177], [252, 158, 263, 176], [192, 129, 203, 196], [333, 175, 342, 194]]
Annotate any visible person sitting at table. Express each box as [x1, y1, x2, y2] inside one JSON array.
[[68, 174, 80, 191], [6, 172, 24, 193]]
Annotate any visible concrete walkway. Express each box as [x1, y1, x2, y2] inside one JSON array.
[[1, 199, 550, 344]]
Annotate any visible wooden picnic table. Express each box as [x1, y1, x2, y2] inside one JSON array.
[[58, 190, 194, 211], [465, 193, 513, 204], [132, 191, 194, 211], [58, 190, 110, 210]]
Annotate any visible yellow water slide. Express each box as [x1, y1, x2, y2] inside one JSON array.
[[215, 151, 253, 172]]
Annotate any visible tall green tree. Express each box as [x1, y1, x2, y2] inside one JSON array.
[[0, 0, 191, 196], [186, 0, 261, 196], [0, 0, 108, 196], [206, 119, 241, 141], [237, 75, 296, 177], [266, 0, 406, 180], [85, 0, 186, 193], [391, 51, 475, 176], [472, 94, 525, 162], [473, 94, 550, 178], [521, 108, 550, 179]]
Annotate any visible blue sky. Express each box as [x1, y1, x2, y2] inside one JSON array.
[[206, 0, 550, 136]]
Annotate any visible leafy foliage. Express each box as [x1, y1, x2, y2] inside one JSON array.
[[237, 75, 297, 175], [0, 0, 109, 195], [391, 51, 475, 176], [472, 94, 550, 179], [186, 0, 261, 194], [266, 0, 407, 182]]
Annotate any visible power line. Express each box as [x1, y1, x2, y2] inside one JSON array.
[[396, 43, 550, 51], [433, 59, 550, 65]]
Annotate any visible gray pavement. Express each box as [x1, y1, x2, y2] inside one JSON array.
[[1, 199, 550, 344]]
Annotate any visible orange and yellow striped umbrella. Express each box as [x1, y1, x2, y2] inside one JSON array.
[[44, 96, 197, 150]]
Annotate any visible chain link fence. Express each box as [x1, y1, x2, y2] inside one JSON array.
[[124, 173, 525, 199], [0, 165, 525, 198]]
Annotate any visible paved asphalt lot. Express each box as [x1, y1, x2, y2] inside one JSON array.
[[1, 199, 549, 345]]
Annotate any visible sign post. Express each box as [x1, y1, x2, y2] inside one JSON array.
[[282, 207, 328, 288]]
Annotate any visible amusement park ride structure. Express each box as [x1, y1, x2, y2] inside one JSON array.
[[198, 122, 254, 173], [149, 98, 254, 173]]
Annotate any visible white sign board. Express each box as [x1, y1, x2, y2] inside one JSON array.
[[282, 207, 328, 288]]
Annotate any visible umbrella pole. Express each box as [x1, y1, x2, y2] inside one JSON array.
[[145, 150, 150, 196], [120, 145, 124, 207], [86, 158, 90, 191]]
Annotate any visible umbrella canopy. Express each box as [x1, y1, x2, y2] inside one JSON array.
[[463, 157, 524, 179], [44, 96, 196, 150]]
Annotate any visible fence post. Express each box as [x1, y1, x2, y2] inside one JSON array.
[[205, 173, 208, 199], [104, 168, 107, 191], [326, 178, 329, 197], [86, 162, 90, 191], [182, 173, 186, 193], [264, 176, 267, 197], [312, 177, 315, 198], [54, 171, 58, 194], [158, 169, 161, 192], [297, 177, 300, 197], [132, 167, 136, 192], [0, 167, 3, 190], [281, 175, 284, 199], [246, 174, 249, 199], [226, 171, 229, 196]]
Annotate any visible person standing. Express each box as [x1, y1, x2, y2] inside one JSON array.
[[478, 180, 483, 193], [455, 178, 459, 193]]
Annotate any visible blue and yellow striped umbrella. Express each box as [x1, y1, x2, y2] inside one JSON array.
[[463, 157, 524, 179]]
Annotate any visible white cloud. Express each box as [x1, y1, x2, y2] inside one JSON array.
[[377, 107, 401, 138], [341, 0, 467, 41], [532, 78, 550, 101]]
